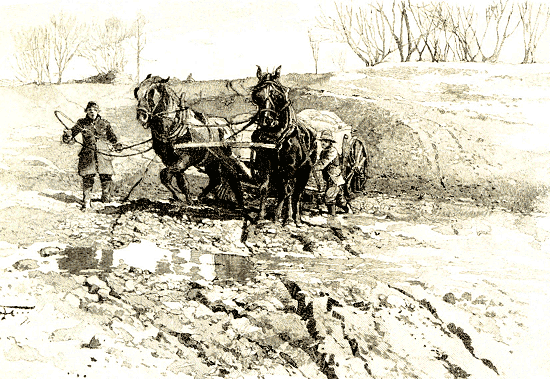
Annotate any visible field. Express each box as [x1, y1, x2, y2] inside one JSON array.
[[0, 62, 549, 378]]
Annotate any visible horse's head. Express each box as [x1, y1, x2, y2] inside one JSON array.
[[251, 65, 290, 130], [134, 74, 171, 127]]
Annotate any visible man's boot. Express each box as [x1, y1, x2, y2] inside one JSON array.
[[341, 202, 353, 214], [328, 204, 336, 217], [82, 186, 92, 211], [101, 180, 113, 203]]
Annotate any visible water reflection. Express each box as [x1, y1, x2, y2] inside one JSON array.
[[57, 246, 113, 275], [214, 254, 254, 282], [56, 244, 253, 283]]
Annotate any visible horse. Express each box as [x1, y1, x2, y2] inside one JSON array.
[[250, 65, 317, 225], [134, 74, 246, 208]]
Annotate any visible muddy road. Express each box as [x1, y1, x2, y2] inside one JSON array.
[[1, 167, 549, 378]]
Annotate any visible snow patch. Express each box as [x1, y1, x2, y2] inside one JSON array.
[[113, 240, 172, 272]]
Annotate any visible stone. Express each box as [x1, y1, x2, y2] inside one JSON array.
[[387, 294, 407, 308], [443, 292, 457, 305], [195, 303, 215, 318], [64, 293, 81, 308], [82, 335, 101, 349], [125, 279, 136, 292], [13, 259, 39, 271], [86, 275, 109, 290], [38, 246, 62, 257]]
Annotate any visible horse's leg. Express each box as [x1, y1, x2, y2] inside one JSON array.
[[161, 154, 192, 203], [199, 161, 221, 202], [257, 174, 270, 221], [274, 184, 285, 222], [275, 180, 293, 225], [174, 171, 193, 204], [160, 167, 186, 203], [226, 171, 244, 209], [292, 168, 311, 225]]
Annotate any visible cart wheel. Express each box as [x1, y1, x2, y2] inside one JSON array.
[[343, 137, 368, 196]]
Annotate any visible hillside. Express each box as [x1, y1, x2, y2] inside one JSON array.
[[176, 62, 550, 212]]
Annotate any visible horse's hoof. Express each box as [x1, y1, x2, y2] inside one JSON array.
[[282, 219, 296, 228]]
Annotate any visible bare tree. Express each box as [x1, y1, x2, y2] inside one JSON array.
[[332, 50, 347, 71], [481, 0, 521, 62], [13, 26, 52, 84], [133, 13, 147, 82], [318, 1, 395, 67], [376, 1, 416, 62], [308, 29, 323, 74], [435, 4, 486, 62], [409, 2, 454, 62], [80, 17, 131, 74], [518, 1, 550, 63], [50, 13, 86, 84], [433, 0, 519, 63]]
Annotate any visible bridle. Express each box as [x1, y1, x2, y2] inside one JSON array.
[[136, 81, 184, 121], [253, 80, 292, 128], [136, 81, 194, 143]]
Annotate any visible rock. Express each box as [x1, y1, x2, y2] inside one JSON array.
[[39, 246, 62, 257], [13, 259, 39, 271], [97, 288, 111, 298], [230, 317, 262, 338], [386, 294, 407, 308], [86, 275, 109, 290], [443, 292, 457, 304], [82, 335, 101, 349], [125, 279, 136, 292], [195, 303, 215, 318], [64, 293, 81, 308], [104, 274, 125, 296]]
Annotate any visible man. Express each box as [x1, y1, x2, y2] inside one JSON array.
[[313, 130, 352, 216], [62, 101, 122, 211]]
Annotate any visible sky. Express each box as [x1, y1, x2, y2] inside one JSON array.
[[0, 0, 549, 82], [0, 0, 339, 82]]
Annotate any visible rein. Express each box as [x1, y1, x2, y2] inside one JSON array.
[[54, 110, 153, 158]]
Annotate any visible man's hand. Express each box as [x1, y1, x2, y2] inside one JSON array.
[[313, 170, 325, 192], [62, 130, 73, 144]]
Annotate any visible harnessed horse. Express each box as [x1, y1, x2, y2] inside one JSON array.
[[251, 66, 317, 225], [134, 74, 245, 208]]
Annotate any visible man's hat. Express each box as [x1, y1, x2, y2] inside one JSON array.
[[319, 130, 336, 143], [85, 101, 100, 112]]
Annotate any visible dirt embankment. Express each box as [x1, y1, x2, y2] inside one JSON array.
[[3, 64, 547, 212], [175, 65, 550, 212]]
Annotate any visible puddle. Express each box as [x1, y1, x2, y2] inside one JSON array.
[[57, 246, 114, 275], [56, 243, 255, 282], [214, 254, 255, 282]]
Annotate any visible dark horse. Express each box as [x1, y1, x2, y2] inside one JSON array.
[[251, 66, 317, 225], [134, 74, 245, 208]]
